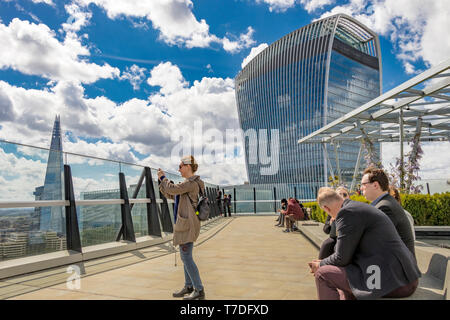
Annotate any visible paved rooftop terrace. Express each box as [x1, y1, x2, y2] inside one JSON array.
[[1, 216, 319, 300]]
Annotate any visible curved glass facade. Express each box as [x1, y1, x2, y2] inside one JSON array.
[[235, 14, 381, 199]]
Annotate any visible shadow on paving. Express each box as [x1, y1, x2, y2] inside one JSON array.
[[2, 216, 319, 300]]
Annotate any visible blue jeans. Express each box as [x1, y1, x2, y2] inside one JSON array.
[[179, 242, 203, 291]]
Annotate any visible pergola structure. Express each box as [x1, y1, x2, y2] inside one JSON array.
[[298, 58, 450, 191]]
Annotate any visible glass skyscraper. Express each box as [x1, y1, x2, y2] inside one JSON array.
[[37, 115, 65, 234], [235, 14, 382, 199]]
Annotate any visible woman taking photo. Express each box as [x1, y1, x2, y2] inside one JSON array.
[[158, 155, 205, 300]]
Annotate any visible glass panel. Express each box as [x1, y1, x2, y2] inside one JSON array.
[[0, 206, 67, 261], [130, 203, 148, 238], [77, 204, 121, 247], [66, 154, 121, 247], [256, 202, 275, 214], [121, 163, 148, 237], [121, 164, 146, 198], [0, 141, 63, 200], [0, 141, 67, 261]]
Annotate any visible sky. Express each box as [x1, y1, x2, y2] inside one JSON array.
[[0, 0, 449, 200]]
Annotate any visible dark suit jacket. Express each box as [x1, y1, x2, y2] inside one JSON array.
[[323, 215, 337, 239], [374, 193, 415, 256], [320, 199, 421, 300]]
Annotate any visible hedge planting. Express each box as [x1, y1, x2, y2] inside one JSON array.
[[303, 192, 450, 226]]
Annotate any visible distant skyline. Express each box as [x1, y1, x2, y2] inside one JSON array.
[[0, 0, 449, 189]]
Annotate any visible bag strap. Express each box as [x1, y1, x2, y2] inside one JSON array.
[[186, 179, 204, 211]]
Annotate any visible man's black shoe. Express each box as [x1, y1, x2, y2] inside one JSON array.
[[183, 289, 205, 300], [173, 286, 193, 298]]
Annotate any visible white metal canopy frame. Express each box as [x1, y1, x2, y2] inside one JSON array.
[[298, 58, 450, 145], [297, 57, 450, 190]]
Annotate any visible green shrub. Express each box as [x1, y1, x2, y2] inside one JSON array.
[[305, 192, 450, 226], [401, 192, 450, 226], [303, 202, 327, 223]]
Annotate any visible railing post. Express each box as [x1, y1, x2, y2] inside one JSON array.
[[144, 167, 163, 237], [233, 188, 236, 215], [118, 172, 136, 242], [253, 187, 256, 214], [273, 187, 277, 214], [64, 165, 82, 252], [209, 187, 217, 218], [158, 183, 174, 233], [294, 186, 297, 200]]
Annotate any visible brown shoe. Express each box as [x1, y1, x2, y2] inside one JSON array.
[[183, 289, 205, 300], [173, 286, 193, 298]]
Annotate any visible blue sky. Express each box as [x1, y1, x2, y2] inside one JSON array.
[[0, 0, 449, 196]]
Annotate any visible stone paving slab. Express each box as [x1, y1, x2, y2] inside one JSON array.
[[4, 216, 319, 300]]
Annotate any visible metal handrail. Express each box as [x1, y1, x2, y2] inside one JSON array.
[[0, 197, 315, 209], [0, 198, 175, 209], [0, 139, 182, 179], [0, 200, 68, 208]]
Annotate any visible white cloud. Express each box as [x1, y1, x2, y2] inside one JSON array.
[[147, 62, 188, 95], [0, 18, 119, 84], [0, 148, 47, 201], [241, 43, 268, 68], [120, 64, 147, 90], [0, 61, 248, 185], [300, 0, 334, 13], [75, 0, 255, 52], [61, 2, 92, 33], [256, 0, 297, 12], [382, 141, 450, 181], [30, 0, 54, 5], [222, 27, 256, 53], [318, 0, 450, 73]]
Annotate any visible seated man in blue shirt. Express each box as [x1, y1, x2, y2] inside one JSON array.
[[361, 167, 415, 256]]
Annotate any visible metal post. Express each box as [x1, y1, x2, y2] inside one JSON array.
[[144, 167, 163, 237], [233, 188, 236, 214], [323, 144, 335, 185], [294, 186, 297, 199], [333, 141, 342, 184], [273, 187, 277, 214], [350, 142, 364, 192], [426, 183, 430, 195], [64, 165, 82, 253], [158, 184, 174, 233], [129, 169, 146, 211], [206, 187, 213, 218], [209, 187, 217, 218], [399, 106, 405, 190], [117, 172, 136, 242], [253, 187, 256, 214]]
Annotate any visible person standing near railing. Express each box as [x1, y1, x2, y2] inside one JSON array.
[[158, 155, 206, 300], [223, 194, 231, 217], [216, 190, 223, 216]]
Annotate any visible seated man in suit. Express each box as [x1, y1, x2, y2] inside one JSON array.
[[308, 188, 420, 300], [361, 167, 415, 256]]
